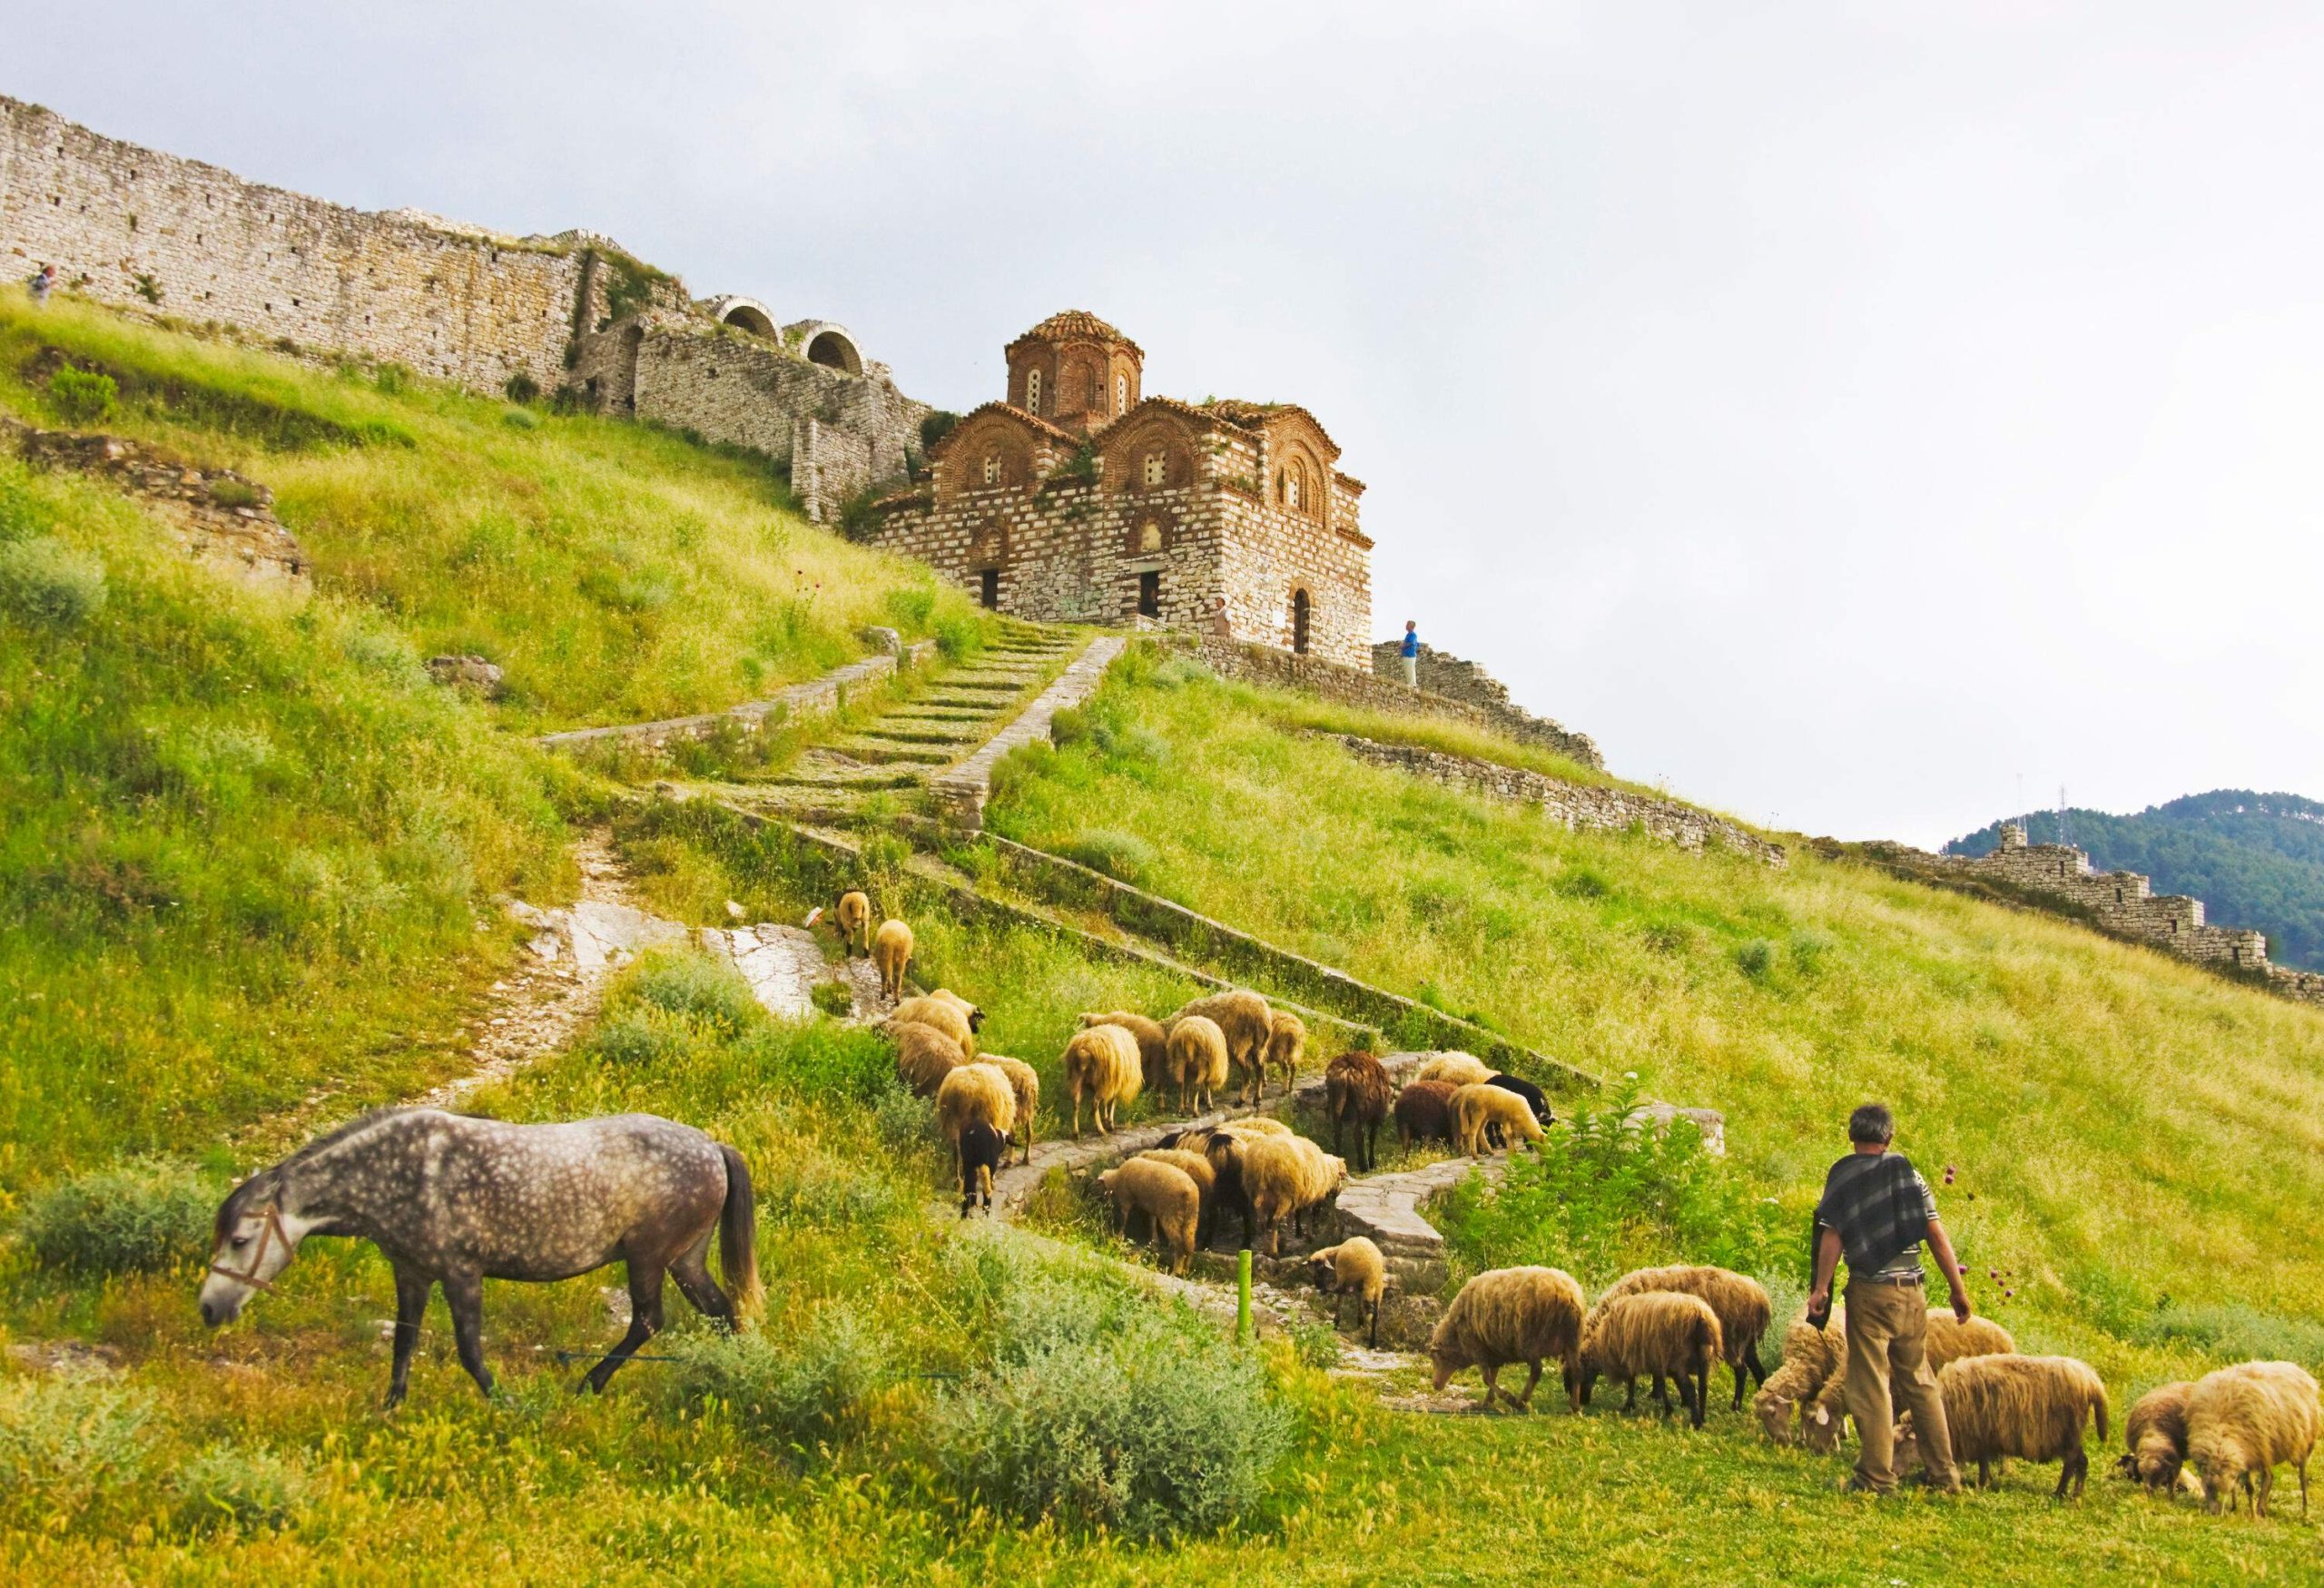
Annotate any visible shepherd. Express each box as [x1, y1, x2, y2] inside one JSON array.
[[199, 1108, 762, 1406]]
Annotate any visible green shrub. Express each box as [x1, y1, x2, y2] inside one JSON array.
[[810, 980, 854, 1019], [1285, 1311, 1342, 1370], [989, 740, 1057, 804], [501, 407, 538, 430], [20, 1157, 214, 1276], [884, 585, 938, 632], [625, 949, 761, 1036], [503, 372, 541, 405], [587, 1011, 684, 1068], [48, 364, 119, 425], [0, 1377, 154, 1522], [0, 535, 107, 626], [1734, 938, 1779, 981], [206, 477, 262, 510], [1049, 705, 1090, 748], [0, 469, 54, 543], [665, 1307, 887, 1461], [933, 611, 986, 662], [919, 410, 960, 451], [756, 1021, 891, 1103], [1059, 830, 1157, 887], [171, 1443, 309, 1534], [872, 1083, 935, 1153]]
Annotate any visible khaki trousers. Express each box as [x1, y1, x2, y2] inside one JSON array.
[[1843, 1280, 1959, 1493]]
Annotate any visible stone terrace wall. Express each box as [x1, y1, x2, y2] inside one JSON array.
[[1369, 638, 1600, 766]]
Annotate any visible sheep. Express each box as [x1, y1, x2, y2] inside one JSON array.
[[1167, 991, 1274, 1105], [1754, 1310, 1849, 1444], [1895, 1353, 2109, 1498], [1804, 1307, 2017, 1453], [1236, 1133, 1346, 1255], [1579, 1291, 1725, 1428], [1095, 1157, 1199, 1275], [1078, 1011, 1167, 1079], [1428, 1266, 1589, 1413], [872, 919, 913, 1002], [891, 995, 977, 1059], [1134, 1148, 1219, 1246], [807, 890, 873, 956], [978, 1054, 1039, 1166], [1484, 1071, 1554, 1128], [1062, 1022, 1143, 1138], [1199, 1130, 1255, 1248], [1451, 1082, 1544, 1158], [892, 1020, 966, 1098], [1600, 1265, 1773, 1412], [935, 1062, 1016, 1193], [1412, 1051, 1494, 1090], [957, 1119, 1008, 1218], [1222, 1116, 1293, 1138], [1166, 1015, 1230, 1114], [2117, 1380, 2197, 1495], [1324, 1050, 1394, 1172], [2184, 1360, 2321, 1517], [1393, 1080, 1462, 1149], [1264, 1011, 1307, 1099], [1305, 1237, 1388, 1347]]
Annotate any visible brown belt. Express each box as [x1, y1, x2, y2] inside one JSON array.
[[1849, 1272, 1925, 1287]]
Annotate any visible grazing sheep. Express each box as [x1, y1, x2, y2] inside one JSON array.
[[1394, 1080, 1462, 1149], [1325, 1051, 1395, 1172], [957, 1119, 1008, 1218], [872, 919, 914, 1002], [1600, 1266, 1772, 1412], [935, 1062, 1016, 1192], [1451, 1083, 1544, 1158], [1134, 1148, 1219, 1246], [1063, 1023, 1143, 1138], [1805, 1307, 2016, 1453], [1484, 1071, 1554, 1128], [1264, 1011, 1307, 1099], [1412, 1052, 1494, 1090], [1199, 1129, 1255, 1249], [1222, 1116, 1293, 1139], [1166, 1015, 1230, 1114], [1305, 1237, 1388, 1347], [1167, 991, 1274, 1105], [808, 890, 873, 956], [1078, 1011, 1167, 1078], [2184, 1360, 2321, 1517], [1896, 1354, 2110, 1498], [2118, 1381, 2197, 1495], [979, 1054, 1040, 1166], [1429, 1266, 1589, 1413], [1755, 1310, 1848, 1444], [1095, 1158, 1199, 1275], [1580, 1291, 1725, 1428], [1236, 1134, 1346, 1255], [891, 995, 978, 1059], [892, 1020, 966, 1098]]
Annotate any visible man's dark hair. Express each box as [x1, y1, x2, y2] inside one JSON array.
[[1848, 1103, 1895, 1145]]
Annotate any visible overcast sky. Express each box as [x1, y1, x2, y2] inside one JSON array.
[[15, 4, 2324, 843]]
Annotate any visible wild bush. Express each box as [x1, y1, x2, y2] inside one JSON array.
[[665, 1307, 887, 1462], [2135, 1298, 2324, 1366], [0, 1377, 154, 1524], [206, 477, 262, 510], [1059, 830, 1157, 887], [170, 1443, 309, 1535], [47, 364, 118, 425], [586, 1011, 685, 1068], [625, 949, 761, 1037], [0, 535, 107, 626], [503, 372, 540, 405], [809, 979, 854, 1018], [20, 1157, 214, 1276]]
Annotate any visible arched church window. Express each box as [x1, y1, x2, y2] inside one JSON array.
[[982, 453, 1001, 486], [1025, 368, 1041, 414], [1144, 452, 1167, 488]]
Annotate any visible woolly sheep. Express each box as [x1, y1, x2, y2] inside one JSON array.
[[1754, 1310, 1848, 1444], [1095, 1157, 1199, 1275], [1412, 1051, 1494, 1090], [979, 1054, 1040, 1166], [1451, 1082, 1544, 1158], [1305, 1237, 1389, 1346], [1484, 1071, 1554, 1128], [1600, 1265, 1772, 1412], [892, 1020, 965, 1099], [935, 1062, 1016, 1190], [957, 1119, 1008, 1218], [1134, 1148, 1219, 1247], [1325, 1050, 1394, 1172], [2184, 1360, 2321, 1517], [1222, 1116, 1293, 1139], [1264, 1011, 1307, 1099], [1429, 1266, 1588, 1413], [1896, 1353, 2110, 1497], [1393, 1080, 1462, 1148], [1199, 1130, 1255, 1249], [2117, 1380, 2197, 1495], [1078, 1011, 1167, 1078], [1167, 991, 1274, 1105], [1236, 1132, 1346, 1256], [807, 890, 872, 957], [1805, 1307, 2016, 1454], [1580, 1291, 1725, 1428], [872, 919, 914, 1002], [1166, 1015, 1230, 1114], [891, 995, 977, 1059], [1063, 1022, 1143, 1138]]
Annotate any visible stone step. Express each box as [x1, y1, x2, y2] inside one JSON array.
[[915, 695, 1019, 712], [881, 708, 992, 724], [824, 740, 953, 765], [762, 762, 924, 790], [853, 726, 981, 746], [928, 677, 1028, 693]]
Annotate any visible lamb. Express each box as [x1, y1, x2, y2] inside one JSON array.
[[892, 1020, 966, 1098], [1393, 1080, 1462, 1149], [1264, 1011, 1307, 1099], [1078, 1011, 1167, 1079], [979, 1054, 1040, 1165], [1451, 1082, 1544, 1157], [1305, 1237, 1389, 1346], [1599, 1265, 1773, 1411], [1134, 1148, 1219, 1247], [1166, 1015, 1230, 1114], [806, 889, 872, 957], [1896, 1354, 2110, 1497], [1579, 1291, 1725, 1428], [1754, 1309, 1849, 1444], [1428, 1266, 1588, 1413], [891, 995, 977, 1059], [1236, 1132, 1347, 1256], [872, 919, 914, 1002], [1804, 1307, 2017, 1453], [2117, 1380, 2197, 1495], [957, 1119, 1008, 1218], [1485, 1071, 1554, 1128], [1412, 1051, 1494, 1090], [1324, 1050, 1394, 1172], [1167, 991, 1274, 1105], [1062, 1022, 1143, 1138], [935, 1062, 1017, 1194], [2184, 1359, 2320, 1517], [1094, 1157, 1199, 1275]]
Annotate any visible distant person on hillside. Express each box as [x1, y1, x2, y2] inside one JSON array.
[[27, 263, 56, 307], [1805, 1103, 1969, 1495], [1399, 620, 1419, 686], [1211, 595, 1232, 640]]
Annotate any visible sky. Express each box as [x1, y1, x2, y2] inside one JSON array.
[[13, 3, 2324, 845]]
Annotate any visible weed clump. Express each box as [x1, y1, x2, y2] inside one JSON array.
[[47, 364, 118, 425], [20, 1157, 213, 1276], [1059, 829, 1157, 887], [626, 948, 762, 1036], [0, 1377, 154, 1524], [665, 1307, 887, 1463], [170, 1443, 310, 1535], [0, 534, 106, 626]]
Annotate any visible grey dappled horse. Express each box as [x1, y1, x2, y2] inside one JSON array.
[[200, 1109, 762, 1406]]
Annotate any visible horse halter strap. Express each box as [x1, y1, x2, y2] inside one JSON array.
[[209, 1202, 293, 1291]]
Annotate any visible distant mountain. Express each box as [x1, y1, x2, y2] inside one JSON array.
[[1947, 791, 2324, 972]]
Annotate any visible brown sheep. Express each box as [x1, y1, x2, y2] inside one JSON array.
[[872, 919, 913, 1002], [1222, 1116, 1293, 1138], [1167, 991, 1273, 1105], [808, 890, 872, 956], [1264, 1011, 1306, 1099], [1896, 1354, 2110, 1497], [1063, 1023, 1143, 1138], [2185, 1360, 2321, 1517], [1166, 1015, 1230, 1114], [1305, 1237, 1388, 1346], [1236, 1133, 1346, 1256], [979, 1054, 1040, 1166], [2118, 1380, 2197, 1495], [1754, 1309, 1848, 1444], [1324, 1051, 1394, 1172], [1806, 1307, 2017, 1453], [1394, 1080, 1462, 1148], [891, 995, 977, 1060], [1580, 1291, 1725, 1428], [1078, 1011, 1167, 1078], [935, 1063, 1016, 1200], [1600, 1266, 1773, 1411], [1451, 1083, 1544, 1157], [1095, 1158, 1199, 1275], [1429, 1266, 1588, 1413], [1134, 1148, 1219, 1247], [892, 1020, 965, 1098], [1412, 1051, 1494, 1090]]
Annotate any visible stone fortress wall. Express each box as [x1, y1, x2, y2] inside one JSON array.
[[1369, 638, 1600, 765]]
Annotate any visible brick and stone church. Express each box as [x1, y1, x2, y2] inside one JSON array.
[[869, 311, 1374, 666]]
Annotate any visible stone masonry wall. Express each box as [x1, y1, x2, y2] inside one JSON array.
[[1370, 638, 1600, 766], [1209, 428, 1370, 667]]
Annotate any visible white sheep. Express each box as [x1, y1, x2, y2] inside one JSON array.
[[1579, 1291, 1725, 1427], [2185, 1360, 2320, 1517], [1305, 1237, 1388, 1346]]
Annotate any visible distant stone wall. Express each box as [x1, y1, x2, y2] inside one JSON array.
[[1370, 638, 1600, 766]]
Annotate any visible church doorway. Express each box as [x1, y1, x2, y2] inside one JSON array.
[[979, 569, 1000, 609], [1137, 569, 1161, 618]]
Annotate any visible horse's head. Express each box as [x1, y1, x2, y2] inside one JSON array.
[[198, 1172, 310, 1326]]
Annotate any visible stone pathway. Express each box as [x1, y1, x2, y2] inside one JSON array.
[[929, 635, 1127, 828]]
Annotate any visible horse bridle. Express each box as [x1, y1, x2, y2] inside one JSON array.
[[208, 1201, 293, 1292]]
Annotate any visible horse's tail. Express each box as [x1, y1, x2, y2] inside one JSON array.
[[716, 1143, 764, 1322]]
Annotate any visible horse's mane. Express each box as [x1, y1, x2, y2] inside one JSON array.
[[213, 1108, 423, 1242]]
